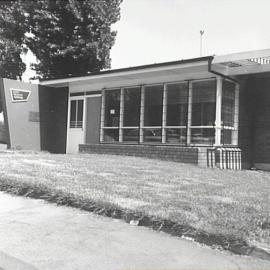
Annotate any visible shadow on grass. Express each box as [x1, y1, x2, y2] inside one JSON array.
[[0, 178, 269, 261]]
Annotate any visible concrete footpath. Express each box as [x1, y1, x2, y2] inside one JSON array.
[[0, 192, 269, 270]]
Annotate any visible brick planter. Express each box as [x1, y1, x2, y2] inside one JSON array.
[[79, 144, 199, 164]]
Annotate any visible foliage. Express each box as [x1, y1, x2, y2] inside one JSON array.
[[0, 1, 27, 79], [0, 0, 122, 80]]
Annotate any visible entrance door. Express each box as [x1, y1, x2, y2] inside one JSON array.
[[66, 97, 85, 153], [85, 96, 101, 144]]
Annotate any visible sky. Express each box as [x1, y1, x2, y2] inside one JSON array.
[[23, 0, 270, 81], [110, 0, 270, 68]]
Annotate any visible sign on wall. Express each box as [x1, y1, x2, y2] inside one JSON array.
[[10, 88, 31, 103]]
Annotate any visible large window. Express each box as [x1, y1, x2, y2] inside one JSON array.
[[143, 85, 163, 142], [103, 89, 120, 142], [191, 80, 216, 145], [123, 87, 141, 142], [100, 78, 239, 146], [166, 82, 188, 144], [221, 80, 236, 145]]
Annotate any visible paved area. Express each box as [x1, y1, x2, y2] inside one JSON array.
[[0, 192, 270, 270]]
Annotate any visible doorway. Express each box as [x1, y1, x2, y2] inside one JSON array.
[[66, 97, 85, 153]]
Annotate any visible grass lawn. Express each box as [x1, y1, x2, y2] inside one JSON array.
[[0, 150, 269, 251]]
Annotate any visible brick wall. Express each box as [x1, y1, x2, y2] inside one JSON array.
[[252, 77, 270, 165], [238, 77, 257, 168], [79, 144, 199, 164], [238, 76, 270, 169]]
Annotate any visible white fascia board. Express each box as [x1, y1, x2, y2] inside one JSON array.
[[39, 60, 209, 87], [212, 49, 270, 64]]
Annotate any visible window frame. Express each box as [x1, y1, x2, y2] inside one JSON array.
[[100, 77, 239, 147]]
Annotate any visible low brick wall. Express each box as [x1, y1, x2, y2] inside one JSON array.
[[79, 144, 199, 164]]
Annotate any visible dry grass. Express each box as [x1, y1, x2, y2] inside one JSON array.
[[0, 150, 269, 250]]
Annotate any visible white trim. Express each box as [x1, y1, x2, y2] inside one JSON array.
[[190, 126, 215, 129], [232, 83, 240, 145], [139, 86, 145, 143], [143, 126, 162, 129], [100, 89, 105, 142], [83, 96, 86, 142], [121, 85, 142, 90], [214, 77, 222, 146], [66, 95, 71, 153], [187, 82, 192, 145], [69, 95, 85, 100], [39, 60, 209, 86], [101, 87, 121, 91], [166, 80, 189, 86], [119, 88, 124, 142], [85, 94, 101, 98], [162, 84, 167, 143], [189, 77, 216, 83], [100, 78, 216, 93], [66, 97, 85, 152]]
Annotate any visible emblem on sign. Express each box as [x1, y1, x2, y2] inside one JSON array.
[[10, 88, 31, 102]]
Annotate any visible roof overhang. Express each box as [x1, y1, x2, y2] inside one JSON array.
[[212, 49, 270, 76], [39, 57, 212, 88]]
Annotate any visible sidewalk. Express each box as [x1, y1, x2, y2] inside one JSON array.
[[0, 192, 269, 270]]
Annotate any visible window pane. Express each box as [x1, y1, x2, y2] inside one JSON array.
[[124, 87, 141, 126], [166, 128, 186, 144], [144, 85, 163, 126], [104, 129, 119, 142], [70, 100, 77, 128], [143, 128, 162, 143], [77, 100, 83, 121], [77, 100, 83, 128], [104, 89, 120, 127], [221, 129, 232, 145], [167, 83, 188, 126], [191, 128, 215, 145], [192, 80, 216, 126], [70, 100, 76, 122], [123, 129, 139, 143], [222, 80, 235, 127]]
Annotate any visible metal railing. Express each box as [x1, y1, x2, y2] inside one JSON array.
[[207, 147, 242, 170]]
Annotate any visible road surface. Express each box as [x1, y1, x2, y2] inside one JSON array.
[[0, 192, 269, 270]]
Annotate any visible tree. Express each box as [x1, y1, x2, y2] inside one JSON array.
[[0, 1, 27, 79], [0, 0, 122, 80]]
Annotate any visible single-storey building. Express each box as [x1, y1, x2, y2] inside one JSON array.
[[1, 49, 270, 170]]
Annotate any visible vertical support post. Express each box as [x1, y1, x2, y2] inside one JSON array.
[[232, 83, 240, 145], [66, 96, 71, 153], [119, 88, 124, 142], [162, 84, 167, 143], [215, 77, 222, 146], [100, 89, 105, 142], [83, 96, 87, 143], [187, 81, 192, 145], [139, 86, 145, 143]]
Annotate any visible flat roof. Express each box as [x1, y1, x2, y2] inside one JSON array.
[[39, 49, 270, 88], [39, 56, 212, 86]]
